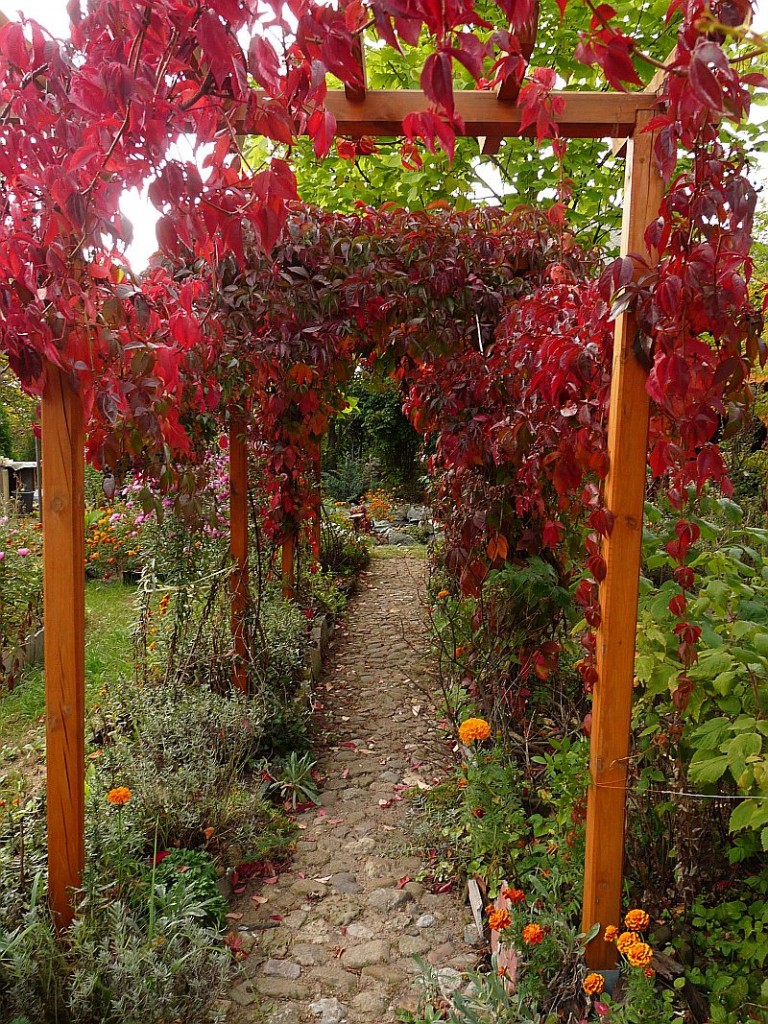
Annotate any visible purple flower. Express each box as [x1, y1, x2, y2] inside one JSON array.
[[16, 547, 30, 556], [0, 551, 5, 561]]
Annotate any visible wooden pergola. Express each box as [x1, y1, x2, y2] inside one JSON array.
[[3, 5, 666, 972]]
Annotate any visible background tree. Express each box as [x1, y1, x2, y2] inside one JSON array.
[[0, 359, 37, 460], [325, 371, 424, 499], [0, 401, 13, 458]]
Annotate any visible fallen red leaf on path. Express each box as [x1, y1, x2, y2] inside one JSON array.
[[263, 876, 279, 885], [397, 876, 410, 889]]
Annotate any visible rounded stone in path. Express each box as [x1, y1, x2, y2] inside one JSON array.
[[225, 555, 480, 1023]]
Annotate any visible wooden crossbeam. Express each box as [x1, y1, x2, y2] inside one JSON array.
[[249, 89, 659, 140], [344, 33, 367, 103], [496, 3, 538, 102], [481, 0, 540, 154], [611, 49, 676, 160]]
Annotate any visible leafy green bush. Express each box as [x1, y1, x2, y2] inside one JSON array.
[[319, 512, 371, 577], [0, 511, 43, 686], [323, 452, 371, 501], [635, 497, 768, 850], [685, 877, 768, 1022]]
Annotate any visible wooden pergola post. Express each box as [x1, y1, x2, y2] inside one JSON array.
[[229, 414, 249, 693], [312, 449, 322, 556], [41, 363, 85, 930], [281, 527, 296, 600], [582, 111, 664, 967]]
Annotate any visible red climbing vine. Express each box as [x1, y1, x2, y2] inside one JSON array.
[[0, 0, 767, 691]]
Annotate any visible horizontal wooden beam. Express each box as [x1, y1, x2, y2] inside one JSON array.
[[497, 0, 539, 103], [344, 34, 367, 104], [249, 89, 658, 140]]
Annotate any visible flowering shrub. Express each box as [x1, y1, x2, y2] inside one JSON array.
[[0, 511, 43, 688], [84, 502, 144, 578], [364, 488, 396, 522]]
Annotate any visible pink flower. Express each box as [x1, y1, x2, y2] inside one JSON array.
[[16, 548, 30, 556], [0, 551, 5, 561]]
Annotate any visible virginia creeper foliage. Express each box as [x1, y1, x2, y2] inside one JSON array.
[[0, 0, 766, 698]]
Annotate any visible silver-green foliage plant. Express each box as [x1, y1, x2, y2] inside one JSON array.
[[92, 679, 292, 861], [64, 900, 229, 1024]]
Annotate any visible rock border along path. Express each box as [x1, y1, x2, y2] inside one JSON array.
[[225, 553, 482, 1024]]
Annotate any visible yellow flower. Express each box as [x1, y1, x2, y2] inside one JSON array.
[[522, 923, 545, 945], [616, 931, 640, 955], [583, 972, 605, 996], [626, 942, 654, 969], [624, 908, 650, 932], [487, 907, 511, 932], [603, 925, 619, 943], [458, 717, 491, 744], [106, 786, 132, 806]]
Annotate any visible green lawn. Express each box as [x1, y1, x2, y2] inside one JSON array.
[[0, 580, 136, 747]]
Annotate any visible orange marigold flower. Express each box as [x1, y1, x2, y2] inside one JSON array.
[[458, 717, 491, 745], [522, 923, 545, 946], [502, 887, 526, 905], [436, 589, 450, 599], [603, 925, 619, 943], [583, 973, 605, 996], [616, 931, 640, 955], [644, 967, 656, 979], [626, 942, 653, 969], [106, 786, 132, 806], [488, 908, 511, 932], [624, 908, 650, 932]]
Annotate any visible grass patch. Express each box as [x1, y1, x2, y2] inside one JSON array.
[[0, 580, 136, 745]]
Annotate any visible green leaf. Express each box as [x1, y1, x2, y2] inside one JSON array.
[[688, 752, 729, 784], [730, 797, 768, 834]]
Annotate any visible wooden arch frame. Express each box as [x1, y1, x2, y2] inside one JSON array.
[[1, 3, 666, 972]]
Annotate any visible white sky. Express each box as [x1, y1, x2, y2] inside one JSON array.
[[8, 0, 768, 270]]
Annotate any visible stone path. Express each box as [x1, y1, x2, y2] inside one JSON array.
[[225, 554, 481, 1024]]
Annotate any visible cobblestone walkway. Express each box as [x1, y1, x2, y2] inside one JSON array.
[[226, 554, 480, 1024]]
